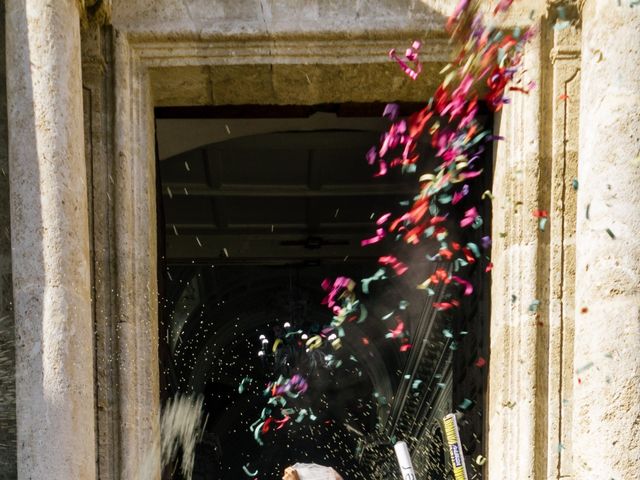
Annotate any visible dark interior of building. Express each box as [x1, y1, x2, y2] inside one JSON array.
[[156, 104, 492, 479]]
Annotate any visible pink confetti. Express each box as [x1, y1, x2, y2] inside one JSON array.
[[378, 255, 409, 276], [460, 207, 480, 227], [361, 228, 386, 247], [388, 40, 422, 80], [451, 275, 474, 296]]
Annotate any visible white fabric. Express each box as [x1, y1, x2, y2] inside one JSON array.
[[291, 463, 343, 480]]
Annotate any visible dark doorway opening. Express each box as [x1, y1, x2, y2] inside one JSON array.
[[156, 104, 492, 479]]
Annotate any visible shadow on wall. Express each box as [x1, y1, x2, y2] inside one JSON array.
[[0, 5, 16, 479]]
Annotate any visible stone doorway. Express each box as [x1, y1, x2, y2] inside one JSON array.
[[8, 2, 635, 479], [155, 104, 492, 479]]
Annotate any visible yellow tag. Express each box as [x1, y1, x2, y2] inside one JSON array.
[[443, 413, 469, 480], [305, 335, 323, 350]]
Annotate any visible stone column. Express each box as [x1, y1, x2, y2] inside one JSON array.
[[573, 1, 640, 478], [5, 1, 97, 479]]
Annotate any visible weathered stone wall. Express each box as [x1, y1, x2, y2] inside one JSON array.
[[101, 2, 589, 479], [573, 1, 640, 478], [1, 1, 636, 479], [487, 5, 586, 478], [5, 1, 96, 479], [82, 21, 121, 480], [0, 4, 17, 479]]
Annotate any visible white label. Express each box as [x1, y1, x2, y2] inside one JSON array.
[[394, 441, 417, 480]]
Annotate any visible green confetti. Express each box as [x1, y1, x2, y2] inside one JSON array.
[[253, 422, 265, 446], [238, 376, 253, 394], [539, 217, 548, 231], [295, 409, 308, 423], [268, 396, 286, 406], [529, 299, 540, 312], [466, 242, 481, 259], [469, 131, 490, 146], [454, 258, 468, 271], [357, 304, 368, 323], [243, 464, 258, 477], [576, 361, 594, 374], [606, 228, 616, 239], [572, 178, 579, 190], [459, 398, 473, 411]]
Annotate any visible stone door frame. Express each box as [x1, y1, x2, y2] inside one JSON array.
[[87, 29, 454, 479], [83, 11, 580, 477]]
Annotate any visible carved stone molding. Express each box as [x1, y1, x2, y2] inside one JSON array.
[[550, 46, 580, 63], [6, 0, 96, 478], [132, 35, 451, 107], [130, 36, 452, 67], [79, 4, 591, 480]]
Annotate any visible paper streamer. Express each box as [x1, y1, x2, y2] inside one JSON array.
[[443, 413, 469, 480], [393, 441, 417, 480]]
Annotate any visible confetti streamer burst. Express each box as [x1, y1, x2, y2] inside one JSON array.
[[243, 0, 535, 473]]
